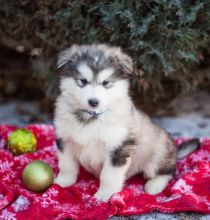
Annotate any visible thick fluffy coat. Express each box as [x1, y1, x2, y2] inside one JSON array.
[[54, 44, 176, 201]]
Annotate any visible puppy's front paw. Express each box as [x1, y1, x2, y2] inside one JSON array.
[[54, 173, 76, 187], [94, 189, 113, 202]]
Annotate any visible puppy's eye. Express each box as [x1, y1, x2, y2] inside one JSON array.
[[102, 80, 113, 88], [76, 79, 88, 87]]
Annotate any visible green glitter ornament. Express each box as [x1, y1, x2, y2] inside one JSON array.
[[22, 160, 54, 192], [8, 129, 37, 155]]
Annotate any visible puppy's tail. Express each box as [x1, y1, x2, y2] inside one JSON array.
[[176, 138, 201, 159]]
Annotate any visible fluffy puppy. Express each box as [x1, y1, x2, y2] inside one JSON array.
[[54, 44, 196, 201]]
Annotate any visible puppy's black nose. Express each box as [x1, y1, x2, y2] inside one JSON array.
[[88, 99, 99, 107]]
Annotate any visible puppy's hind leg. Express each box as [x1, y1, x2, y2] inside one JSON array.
[[54, 140, 79, 187], [144, 174, 172, 195], [144, 139, 176, 195], [144, 163, 175, 195]]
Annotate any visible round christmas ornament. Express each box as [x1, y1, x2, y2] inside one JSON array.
[[22, 160, 54, 192], [8, 129, 37, 155]]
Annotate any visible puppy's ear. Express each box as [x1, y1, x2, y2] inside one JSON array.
[[56, 44, 80, 75], [57, 44, 79, 69], [111, 49, 133, 77], [118, 54, 133, 75]]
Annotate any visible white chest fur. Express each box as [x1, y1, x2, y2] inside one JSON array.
[[77, 140, 105, 177], [72, 118, 129, 176]]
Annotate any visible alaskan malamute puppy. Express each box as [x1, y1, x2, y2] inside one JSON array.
[[54, 44, 199, 201]]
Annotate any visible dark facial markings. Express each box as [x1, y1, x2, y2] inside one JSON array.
[[75, 76, 115, 89], [74, 66, 118, 89], [58, 61, 115, 88], [75, 78, 88, 88], [73, 110, 98, 124], [58, 52, 131, 87], [111, 138, 136, 167], [102, 80, 113, 89]]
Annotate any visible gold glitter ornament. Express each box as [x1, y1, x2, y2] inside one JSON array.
[[8, 129, 37, 155], [22, 160, 54, 192]]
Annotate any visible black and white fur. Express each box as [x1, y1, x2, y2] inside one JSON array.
[[54, 44, 199, 202]]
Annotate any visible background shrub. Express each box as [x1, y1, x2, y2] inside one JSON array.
[[0, 0, 210, 100]]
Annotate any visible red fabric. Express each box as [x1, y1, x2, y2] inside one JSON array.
[[0, 124, 210, 220]]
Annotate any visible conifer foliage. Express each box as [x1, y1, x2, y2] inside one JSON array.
[[0, 0, 210, 94]]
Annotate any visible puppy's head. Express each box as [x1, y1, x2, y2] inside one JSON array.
[[57, 44, 133, 113]]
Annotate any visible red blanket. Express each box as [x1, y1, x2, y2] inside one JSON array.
[[0, 124, 210, 220]]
